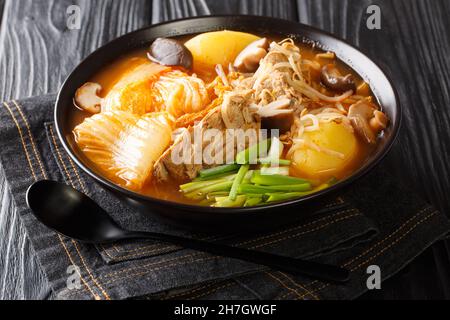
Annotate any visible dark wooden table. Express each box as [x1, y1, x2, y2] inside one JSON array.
[[0, 0, 449, 300]]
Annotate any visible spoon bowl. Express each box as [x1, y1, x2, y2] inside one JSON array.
[[26, 180, 124, 243]]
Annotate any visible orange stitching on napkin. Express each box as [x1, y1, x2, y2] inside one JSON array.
[[102, 211, 360, 284], [343, 206, 433, 268], [103, 252, 203, 279], [188, 282, 234, 300], [102, 256, 218, 285], [299, 208, 433, 294], [58, 234, 101, 300], [235, 209, 357, 248], [248, 212, 360, 250], [72, 240, 111, 300], [111, 234, 223, 259], [1, 102, 38, 180], [350, 211, 437, 271], [66, 154, 88, 194], [110, 245, 179, 261], [99, 244, 116, 260], [47, 124, 110, 300], [2, 103, 98, 299], [114, 243, 175, 255], [48, 126, 76, 187], [12, 101, 48, 179], [277, 272, 319, 300], [163, 282, 220, 300], [277, 291, 294, 300], [297, 208, 438, 299], [265, 272, 303, 300]]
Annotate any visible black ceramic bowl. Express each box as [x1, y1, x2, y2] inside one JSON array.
[[55, 15, 401, 229]]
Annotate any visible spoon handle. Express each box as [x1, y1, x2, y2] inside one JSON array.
[[124, 231, 349, 283]]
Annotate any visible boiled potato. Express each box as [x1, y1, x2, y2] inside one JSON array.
[[184, 30, 260, 77], [291, 122, 358, 180]]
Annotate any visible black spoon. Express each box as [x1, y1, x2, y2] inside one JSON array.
[[26, 180, 350, 283]]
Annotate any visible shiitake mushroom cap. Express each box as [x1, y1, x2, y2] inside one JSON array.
[[148, 38, 193, 70], [320, 64, 356, 93]]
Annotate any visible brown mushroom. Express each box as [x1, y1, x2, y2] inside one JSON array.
[[370, 110, 388, 132], [320, 64, 356, 93], [262, 113, 294, 134], [233, 37, 270, 73], [74, 82, 102, 114], [147, 38, 193, 70], [348, 101, 377, 144]]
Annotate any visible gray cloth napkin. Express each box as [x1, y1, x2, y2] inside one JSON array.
[[0, 94, 449, 300]]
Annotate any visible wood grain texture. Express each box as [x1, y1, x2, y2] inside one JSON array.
[[0, 0, 152, 101], [0, 0, 449, 299], [151, 0, 297, 23], [0, 167, 52, 299], [0, 0, 4, 26]]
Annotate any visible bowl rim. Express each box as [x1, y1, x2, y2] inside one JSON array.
[[55, 14, 402, 215]]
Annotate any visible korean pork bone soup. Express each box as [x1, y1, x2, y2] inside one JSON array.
[[71, 30, 389, 207]]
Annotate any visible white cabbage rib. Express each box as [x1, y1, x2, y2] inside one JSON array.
[[74, 111, 173, 190], [152, 70, 210, 117]]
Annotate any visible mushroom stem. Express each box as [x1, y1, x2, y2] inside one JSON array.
[[370, 110, 388, 132], [348, 101, 388, 144]]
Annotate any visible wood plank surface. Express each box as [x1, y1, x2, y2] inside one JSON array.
[[0, 0, 152, 101], [0, 0, 449, 299]]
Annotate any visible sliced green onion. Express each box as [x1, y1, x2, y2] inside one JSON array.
[[194, 172, 237, 181], [244, 197, 263, 207], [184, 191, 208, 201], [180, 180, 219, 193], [180, 174, 236, 193], [260, 166, 290, 176], [251, 171, 310, 185], [198, 164, 239, 178], [236, 139, 270, 164], [265, 179, 338, 203], [199, 198, 215, 206], [238, 183, 311, 194], [213, 195, 247, 207], [258, 158, 291, 166], [238, 184, 277, 194], [238, 193, 264, 198], [229, 165, 250, 201], [264, 183, 312, 192], [184, 180, 233, 198], [266, 192, 311, 203], [206, 191, 230, 198], [199, 180, 233, 193], [257, 137, 286, 165]]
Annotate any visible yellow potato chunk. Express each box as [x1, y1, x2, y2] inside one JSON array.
[[184, 30, 260, 77], [291, 122, 358, 180]]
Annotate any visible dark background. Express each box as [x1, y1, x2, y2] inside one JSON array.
[[0, 0, 449, 299]]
